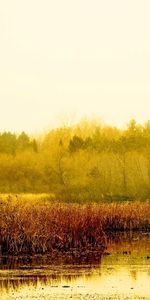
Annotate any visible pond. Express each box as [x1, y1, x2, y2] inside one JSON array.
[[0, 232, 150, 300]]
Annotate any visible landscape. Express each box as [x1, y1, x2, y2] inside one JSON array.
[[1, 0, 150, 299], [0, 120, 150, 299]]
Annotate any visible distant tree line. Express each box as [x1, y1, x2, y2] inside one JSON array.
[[0, 132, 38, 154], [1, 119, 150, 201], [69, 119, 150, 153]]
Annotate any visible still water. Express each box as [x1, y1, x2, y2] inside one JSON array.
[[0, 232, 150, 300]]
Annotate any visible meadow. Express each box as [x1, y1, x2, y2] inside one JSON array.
[[0, 194, 150, 255]]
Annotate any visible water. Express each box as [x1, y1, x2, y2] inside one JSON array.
[[0, 232, 150, 300]]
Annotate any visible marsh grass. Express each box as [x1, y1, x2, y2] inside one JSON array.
[[0, 196, 106, 255], [0, 195, 150, 255]]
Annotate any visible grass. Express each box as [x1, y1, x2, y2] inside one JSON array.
[[0, 196, 106, 255], [0, 195, 150, 255]]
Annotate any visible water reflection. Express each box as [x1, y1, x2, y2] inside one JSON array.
[[0, 232, 150, 299]]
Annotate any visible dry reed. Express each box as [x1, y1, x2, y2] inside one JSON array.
[[0, 197, 106, 254], [0, 196, 150, 255]]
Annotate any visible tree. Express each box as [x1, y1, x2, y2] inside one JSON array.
[[69, 135, 84, 152], [0, 132, 17, 154], [17, 132, 30, 151]]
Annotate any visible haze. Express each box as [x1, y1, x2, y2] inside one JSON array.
[[0, 0, 150, 133]]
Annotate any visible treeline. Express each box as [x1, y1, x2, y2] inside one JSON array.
[[0, 132, 38, 154], [69, 119, 150, 153], [1, 119, 150, 201]]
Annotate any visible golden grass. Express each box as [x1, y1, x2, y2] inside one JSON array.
[[0, 196, 106, 254], [0, 195, 150, 255], [100, 202, 150, 232]]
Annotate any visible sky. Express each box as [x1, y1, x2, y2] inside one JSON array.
[[0, 0, 150, 133]]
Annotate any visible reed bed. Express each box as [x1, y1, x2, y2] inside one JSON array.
[[100, 201, 150, 232], [0, 196, 150, 255], [0, 197, 106, 255]]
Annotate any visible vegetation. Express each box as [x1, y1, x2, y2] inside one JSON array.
[[0, 196, 106, 255], [0, 195, 150, 255], [1, 119, 150, 200]]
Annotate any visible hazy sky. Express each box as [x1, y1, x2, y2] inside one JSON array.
[[0, 0, 150, 133]]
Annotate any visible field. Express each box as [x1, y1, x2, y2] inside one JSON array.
[[0, 194, 150, 255]]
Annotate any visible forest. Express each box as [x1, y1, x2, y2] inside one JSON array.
[[1, 119, 150, 201]]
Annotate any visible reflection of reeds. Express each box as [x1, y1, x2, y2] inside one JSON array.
[[0, 196, 150, 255]]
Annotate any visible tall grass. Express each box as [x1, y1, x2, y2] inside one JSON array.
[[0, 196, 150, 255], [0, 196, 106, 255], [100, 202, 150, 232]]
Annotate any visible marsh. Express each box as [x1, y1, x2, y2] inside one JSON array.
[[1, 232, 150, 300]]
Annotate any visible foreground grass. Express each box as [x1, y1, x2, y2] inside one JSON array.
[[0, 196, 106, 255], [0, 195, 150, 255]]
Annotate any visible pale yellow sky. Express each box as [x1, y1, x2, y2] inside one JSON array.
[[0, 0, 150, 133]]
